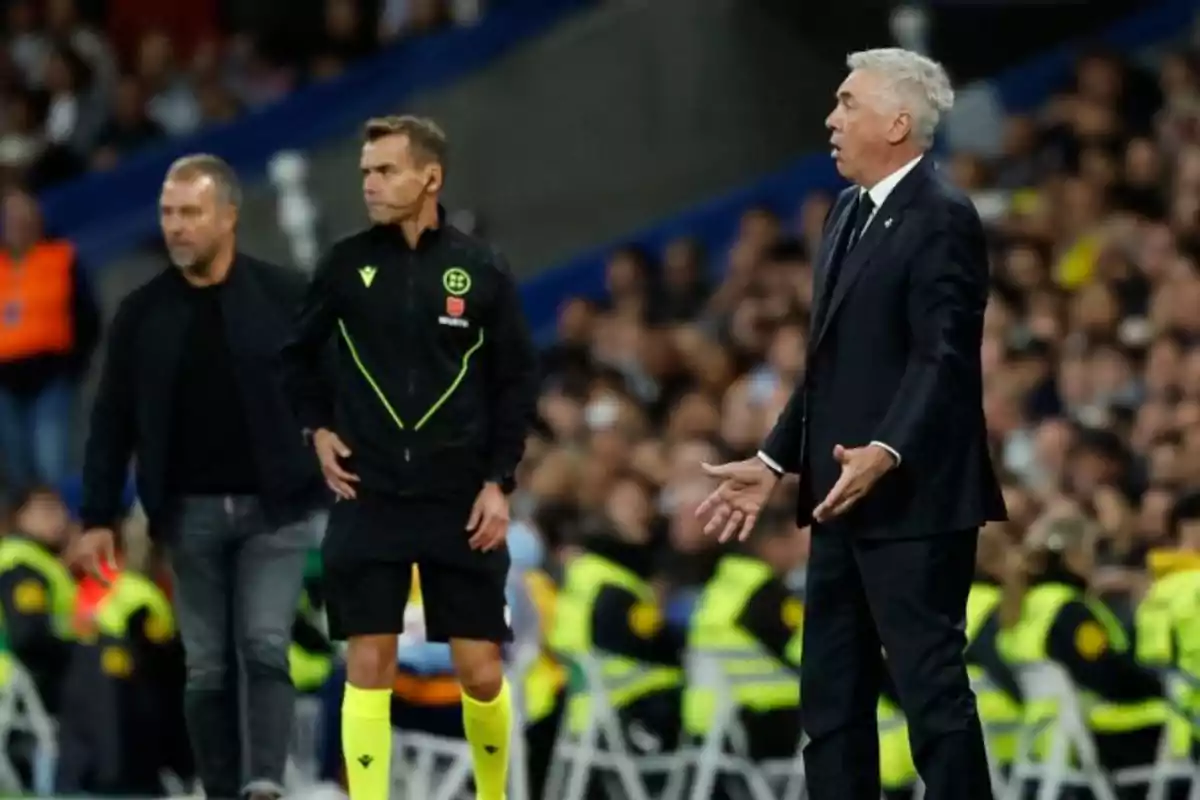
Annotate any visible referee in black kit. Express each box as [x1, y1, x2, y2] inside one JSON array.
[[281, 115, 539, 800]]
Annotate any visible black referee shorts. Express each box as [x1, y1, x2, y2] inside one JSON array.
[[321, 492, 513, 643]]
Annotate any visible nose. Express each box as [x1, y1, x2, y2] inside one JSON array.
[[826, 109, 838, 130]]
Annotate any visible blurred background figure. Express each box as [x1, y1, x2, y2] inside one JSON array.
[[0, 486, 76, 790], [0, 188, 98, 500]]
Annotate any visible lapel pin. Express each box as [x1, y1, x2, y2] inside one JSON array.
[[883, 218, 893, 228]]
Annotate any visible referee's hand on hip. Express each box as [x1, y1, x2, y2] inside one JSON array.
[[313, 428, 360, 499]]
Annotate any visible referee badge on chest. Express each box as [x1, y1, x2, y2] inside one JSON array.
[[439, 295, 470, 328]]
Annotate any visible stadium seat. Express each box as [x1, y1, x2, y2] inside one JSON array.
[[0, 659, 57, 795], [506, 641, 541, 800], [286, 695, 327, 790], [1006, 662, 1118, 800], [544, 650, 690, 800], [1132, 672, 1200, 800], [393, 728, 475, 800], [683, 647, 807, 800], [966, 670, 1015, 797]]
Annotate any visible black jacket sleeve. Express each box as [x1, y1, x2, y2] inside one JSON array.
[[760, 391, 804, 474], [69, 256, 101, 373], [281, 251, 339, 433], [0, 567, 68, 668], [592, 585, 684, 666], [1045, 600, 1163, 702], [80, 297, 138, 530], [966, 612, 1023, 702], [735, 579, 801, 669], [483, 253, 538, 488], [871, 206, 989, 469]]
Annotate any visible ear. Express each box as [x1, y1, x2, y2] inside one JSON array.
[[223, 204, 239, 234], [886, 111, 912, 145], [425, 163, 443, 194]]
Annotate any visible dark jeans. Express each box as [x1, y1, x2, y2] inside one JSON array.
[[0, 379, 73, 495], [165, 495, 323, 799]]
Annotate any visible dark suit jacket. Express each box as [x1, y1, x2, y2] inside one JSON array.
[[762, 157, 1006, 537], [80, 254, 327, 534]]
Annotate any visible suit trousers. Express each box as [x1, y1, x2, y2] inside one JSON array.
[[800, 525, 994, 800]]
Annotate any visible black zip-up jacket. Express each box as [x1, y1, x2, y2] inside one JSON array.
[[81, 255, 327, 533], [281, 218, 539, 504]]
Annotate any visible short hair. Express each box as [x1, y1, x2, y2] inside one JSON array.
[[165, 153, 242, 207], [363, 115, 447, 170], [846, 47, 955, 148]]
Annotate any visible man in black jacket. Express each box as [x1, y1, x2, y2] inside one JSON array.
[[281, 115, 538, 800], [75, 154, 328, 800]]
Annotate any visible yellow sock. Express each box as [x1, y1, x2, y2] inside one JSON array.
[[342, 684, 392, 800], [462, 679, 512, 800]]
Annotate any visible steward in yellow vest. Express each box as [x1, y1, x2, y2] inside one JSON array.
[[58, 551, 195, 796], [290, 576, 334, 694], [1136, 492, 1200, 761], [684, 512, 804, 761], [522, 566, 567, 799], [549, 533, 684, 754], [965, 522, 1023, 771], [0, 486, 77, 714], [997, 511, 1168, 781]]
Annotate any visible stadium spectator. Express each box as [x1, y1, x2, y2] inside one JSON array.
[[90, 74, 165, 170], [0, 0, 467, 194], [0, 187, 99, 497]]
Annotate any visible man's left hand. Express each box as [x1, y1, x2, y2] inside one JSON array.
[[813, 444, 897, 522], [466, 483, 510, 552]]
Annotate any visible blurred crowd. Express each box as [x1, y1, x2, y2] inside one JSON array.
[[0, 0, 478, 192], [520, 46, 1200, 614], [3, 13, 1200, 798]]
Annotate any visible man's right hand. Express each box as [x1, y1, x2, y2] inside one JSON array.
[[75, 528, 118, 582], [314, 428, 359, 499], [696, 457, 780, 542]]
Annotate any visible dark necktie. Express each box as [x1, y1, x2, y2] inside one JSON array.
[[818, 192, 875, 320], [847, 191, 876, 250]]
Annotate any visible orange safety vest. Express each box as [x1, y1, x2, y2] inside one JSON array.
[[0, 241, 77, 361], [74, 560, 121, 638]]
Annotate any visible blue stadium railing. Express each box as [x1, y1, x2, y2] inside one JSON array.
[[38, 0, 594, 266]]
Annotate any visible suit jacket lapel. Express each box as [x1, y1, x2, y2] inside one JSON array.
[[812, 158, 933, 349], [810, 192, 855, 341]]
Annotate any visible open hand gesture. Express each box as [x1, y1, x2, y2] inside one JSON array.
[[696, 457, 780, 542]]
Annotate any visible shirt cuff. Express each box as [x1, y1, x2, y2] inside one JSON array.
[[756, 450, 785, 476], [869, 441, 902, 466]]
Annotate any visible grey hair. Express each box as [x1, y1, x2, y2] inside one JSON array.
[[846, 48, 954, 147], [166, 153, 243, 208]]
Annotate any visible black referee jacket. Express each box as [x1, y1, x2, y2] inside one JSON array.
[[281, 214, 539, 504]]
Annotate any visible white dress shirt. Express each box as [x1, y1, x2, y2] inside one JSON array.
[[757, 155, 925, 476]]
